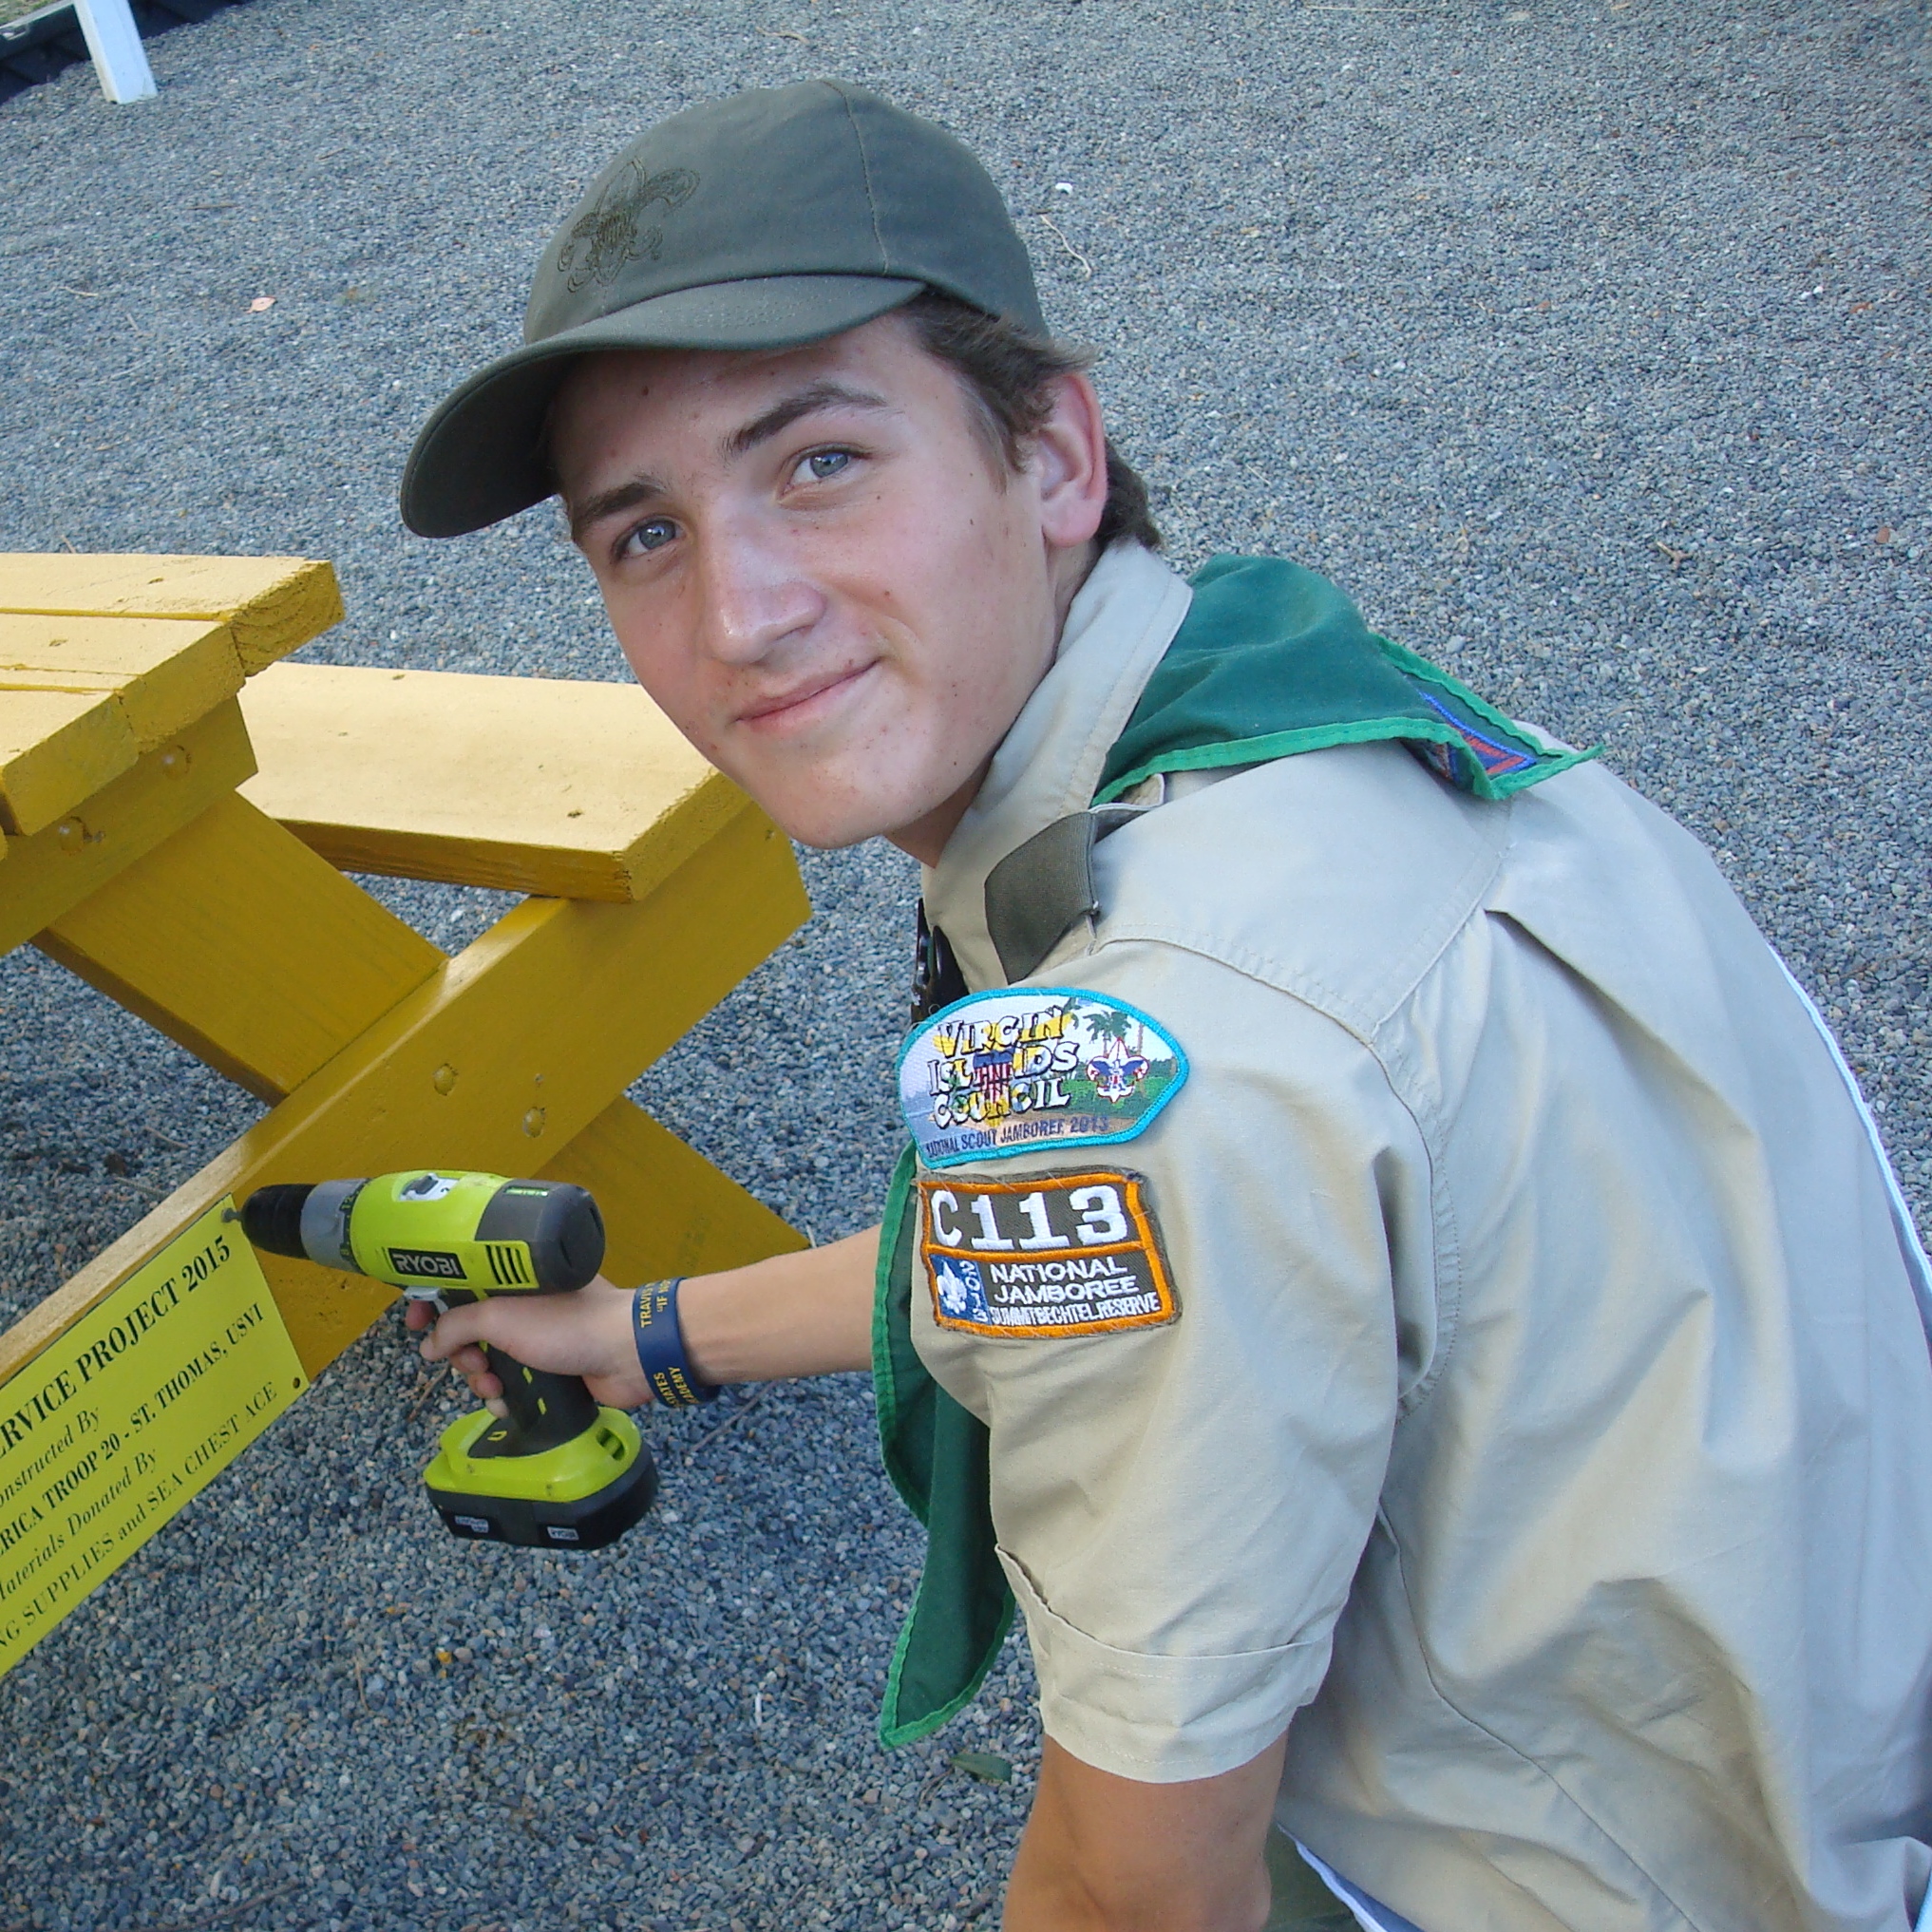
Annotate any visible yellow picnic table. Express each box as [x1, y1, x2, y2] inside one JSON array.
[[0, 552, 808, 1395]]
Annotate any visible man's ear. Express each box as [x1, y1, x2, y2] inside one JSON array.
[[1032, 370, 1110, 553]]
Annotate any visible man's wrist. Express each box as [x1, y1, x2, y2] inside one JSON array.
[[668, 1266, 769, 1387], [628, 1239, 878, 1387], [631, 1279, 719, 1407]]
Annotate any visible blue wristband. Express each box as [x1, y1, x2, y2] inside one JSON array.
[[632, 1279, 717, 1408]]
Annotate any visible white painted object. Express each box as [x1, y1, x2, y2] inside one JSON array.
[[74, 0, 157, 103]]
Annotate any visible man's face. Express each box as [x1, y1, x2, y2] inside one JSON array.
[[549, 314, 1103, 855]]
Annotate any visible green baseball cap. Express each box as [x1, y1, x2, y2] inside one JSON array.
[[401, 80, 1046, 539]]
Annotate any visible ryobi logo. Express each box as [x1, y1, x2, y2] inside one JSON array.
[[386, 1247, 464, 1280]]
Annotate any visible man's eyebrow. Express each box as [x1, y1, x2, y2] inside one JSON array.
[[567, 472, 670, 544], [725, 381, 895, 460], [565, 383, 893, 543]]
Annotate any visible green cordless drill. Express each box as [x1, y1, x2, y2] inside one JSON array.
[[240, 1170, 656, 1550]]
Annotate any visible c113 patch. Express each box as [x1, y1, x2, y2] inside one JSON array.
[[898, 988, 1187, 1169], [919, 1171, 1177, 1340]]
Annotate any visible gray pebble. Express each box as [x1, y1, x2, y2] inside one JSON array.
[[2, 0, 1927, 1926]]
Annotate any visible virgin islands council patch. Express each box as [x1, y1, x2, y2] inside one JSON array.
[[898, 988, 1188, 1170], [919, 1170, 1178, 1339]]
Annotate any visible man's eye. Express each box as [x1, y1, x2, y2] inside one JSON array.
[[619, 517, 677, 558], [797, 448, 854, 484]]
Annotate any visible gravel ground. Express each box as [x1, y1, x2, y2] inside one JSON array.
[[2, 1, 1928, 1927]]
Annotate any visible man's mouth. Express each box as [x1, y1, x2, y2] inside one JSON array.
[[736, 660, 877, 732]]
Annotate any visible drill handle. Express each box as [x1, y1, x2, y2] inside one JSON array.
[[440, 1289, 601, 1454]]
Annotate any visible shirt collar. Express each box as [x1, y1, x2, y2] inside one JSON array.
[[921, 541, 1194, 990]]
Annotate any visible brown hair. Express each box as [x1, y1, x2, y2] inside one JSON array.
[[899, 290, 1162, 553]]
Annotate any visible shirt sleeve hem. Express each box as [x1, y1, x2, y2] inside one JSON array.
[[998, 1545, 1329, 1784]]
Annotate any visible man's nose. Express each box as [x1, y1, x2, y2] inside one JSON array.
[[693, 524, 824, 666]]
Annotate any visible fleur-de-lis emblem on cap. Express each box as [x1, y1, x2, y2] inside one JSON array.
[[558, 161, 701, 292]]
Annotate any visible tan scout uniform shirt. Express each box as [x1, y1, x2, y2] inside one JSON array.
[[912, 542, 1932, 1932]]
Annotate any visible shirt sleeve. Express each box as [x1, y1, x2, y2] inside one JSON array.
[[909, 940, 1441, 1782]]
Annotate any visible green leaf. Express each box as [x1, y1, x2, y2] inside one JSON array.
[[948, 1751, 1013, 1785]]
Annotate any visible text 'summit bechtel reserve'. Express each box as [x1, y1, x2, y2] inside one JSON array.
[[0, 1202, 305, 1676]]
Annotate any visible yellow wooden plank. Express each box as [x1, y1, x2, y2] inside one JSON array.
[[239, 663, 751, 902], [0, 611, 236, 675], [0, 685, 137, 836], [0, 701, 255, 958], [0, 555, 343, 673], [39, 793, 445, 1104], [0, 802, 810, 1380], [539, 1095, 805, 1287], [0, 669, 123, 692], [0, 613, 243, 750]]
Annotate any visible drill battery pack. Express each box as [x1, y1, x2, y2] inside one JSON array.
[[424, 1403, 656, 1550]]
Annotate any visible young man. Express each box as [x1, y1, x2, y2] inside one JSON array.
[[401, 82, 1932, 1932]]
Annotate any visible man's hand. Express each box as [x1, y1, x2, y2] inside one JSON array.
[[406, 1227, 881, 1413], [405, 1276, 645, 1413], [1003, 1733, 1288, 1932]]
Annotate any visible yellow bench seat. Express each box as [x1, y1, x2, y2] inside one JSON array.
[[238, 661, 741, 903]]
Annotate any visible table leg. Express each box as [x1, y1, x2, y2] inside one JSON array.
[[39, 791, 444, 1102], [539, 1095, 806, 1288], [0, 701, 256, 961], [4, 799, 810, 1380]]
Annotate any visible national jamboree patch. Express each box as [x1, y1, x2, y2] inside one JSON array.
[[919, 1171, 1178, 1339], [898, 988, 1187, 1169]]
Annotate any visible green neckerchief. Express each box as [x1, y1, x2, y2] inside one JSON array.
[[872, 555, 1588, 1750], [1096, 553, 1593, 806], [873, 1148, 1014, 1747]]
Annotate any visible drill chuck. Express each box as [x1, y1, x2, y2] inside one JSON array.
[[238, 1183, 313, 1262]]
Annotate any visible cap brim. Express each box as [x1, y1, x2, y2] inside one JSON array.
[[400, 274, 926, 539]]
